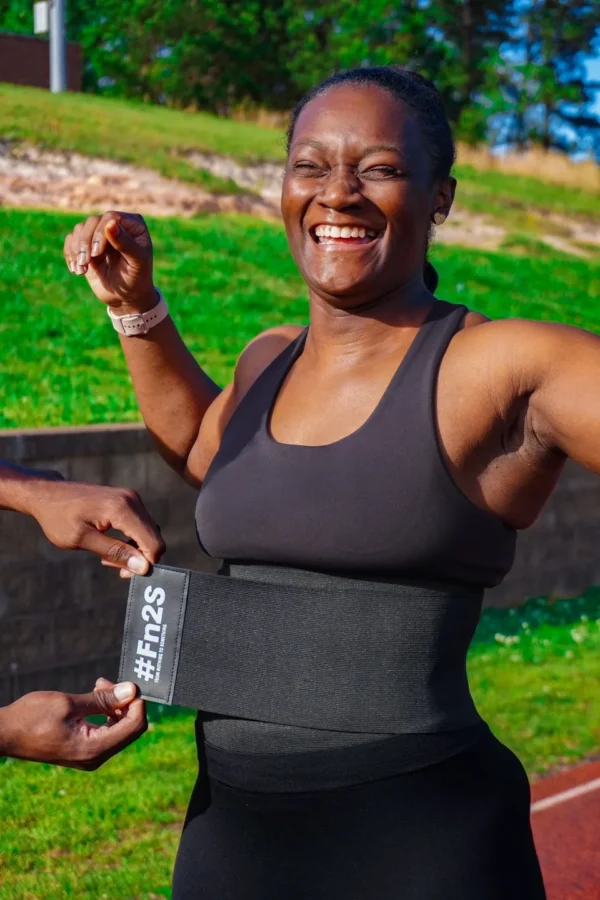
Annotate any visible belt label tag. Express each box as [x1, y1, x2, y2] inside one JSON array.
[[119, 565, 189, 704]]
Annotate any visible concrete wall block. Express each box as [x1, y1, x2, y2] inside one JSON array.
[[53, 607, 126, 662], [87, 565, 130, 611], [142, 452, 195, 494], [66, 455, 112, 486], [0, 510, 63, 562], [101, 453, 149, 492], [47, 656, 122, 693], [0, 680, 12, 707], [1, 614, 55, 669], [0, 655, 122, 702], [0, 560, 92, 616]]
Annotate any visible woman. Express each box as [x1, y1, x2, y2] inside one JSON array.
[[63, 67, 599, 898]]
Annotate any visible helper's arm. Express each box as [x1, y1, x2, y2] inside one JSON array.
[[0, 460, 164, 573]]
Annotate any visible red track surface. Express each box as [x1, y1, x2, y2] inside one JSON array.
[[531, 760, 600, 899]]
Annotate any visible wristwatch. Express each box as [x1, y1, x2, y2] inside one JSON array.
[[107, 289, 169, 336]]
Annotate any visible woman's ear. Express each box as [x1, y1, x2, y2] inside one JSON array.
[[431, 176, 456, 224]]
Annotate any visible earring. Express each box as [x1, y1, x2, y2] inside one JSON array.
[[433, 211, 447, 226]]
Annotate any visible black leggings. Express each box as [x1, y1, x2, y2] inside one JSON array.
[[172, 731, 546, 900]]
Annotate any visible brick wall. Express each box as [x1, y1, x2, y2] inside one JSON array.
[[0, 32, 82, 92], [0, 424, 598, 704]]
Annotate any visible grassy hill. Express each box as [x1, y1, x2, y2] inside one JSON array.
[[1, 83, 599, 228]]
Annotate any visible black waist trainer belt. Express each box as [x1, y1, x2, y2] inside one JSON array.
[[118, 563, 484, 734]]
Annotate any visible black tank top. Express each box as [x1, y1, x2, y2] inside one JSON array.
[[194, 299, 516, 767], [196, 300, 515, 583]]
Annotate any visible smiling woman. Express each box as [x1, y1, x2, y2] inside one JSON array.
[[283, 69, 455, 298], [59, 64, 600, 900]]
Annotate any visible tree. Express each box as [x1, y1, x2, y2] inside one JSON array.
[[502, 0, 600, 155], [0, 0, 598, 156], [281, 1, 517, 144]]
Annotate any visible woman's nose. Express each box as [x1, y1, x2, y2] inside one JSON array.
[[317, 166, 363, 210]]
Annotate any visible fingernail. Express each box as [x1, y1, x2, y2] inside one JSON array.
[[113, 682, 136, 702], [91, 240, 100, 257], [78, 249, 87, 265], [69, 261, 75, 273], [127, 555, 148, 574]]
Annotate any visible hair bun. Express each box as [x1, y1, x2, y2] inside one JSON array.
[[424, 261, 439, 294]]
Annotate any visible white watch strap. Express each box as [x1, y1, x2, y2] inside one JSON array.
[[107, 290, 169, 336]]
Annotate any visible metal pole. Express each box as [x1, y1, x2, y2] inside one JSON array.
[[49, 0, 67, 93]]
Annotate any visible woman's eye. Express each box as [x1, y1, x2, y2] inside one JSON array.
[[292, 162, 323, 176], [361, 166, 400, 179]]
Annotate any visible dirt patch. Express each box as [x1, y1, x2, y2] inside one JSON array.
[[2, 143, 598, 257], [0, 143, 278, 220]]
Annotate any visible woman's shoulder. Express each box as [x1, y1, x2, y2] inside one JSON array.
[[447, 308, 597, 386], [234, 324, 305, 398]]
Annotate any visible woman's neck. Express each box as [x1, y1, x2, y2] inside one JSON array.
[[305, 279, 434, 366]]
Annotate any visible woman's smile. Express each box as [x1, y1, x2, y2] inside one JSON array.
[[309, 222, 381, 251]]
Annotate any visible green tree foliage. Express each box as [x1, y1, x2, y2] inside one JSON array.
[[0, 0, 598, 154]]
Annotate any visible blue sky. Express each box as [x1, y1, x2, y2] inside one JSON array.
[[586, 56, 600, 116]]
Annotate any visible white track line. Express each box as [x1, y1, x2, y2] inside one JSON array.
[[531, 776, 600, 813]]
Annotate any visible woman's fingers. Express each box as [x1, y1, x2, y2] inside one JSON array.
[[64, 218, 96, 275], [75, 216, 102, 273], [63, 233, 75, 274], [89, 212, 117, 260]]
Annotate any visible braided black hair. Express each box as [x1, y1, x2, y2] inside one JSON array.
[[287, 67, 456, 294]]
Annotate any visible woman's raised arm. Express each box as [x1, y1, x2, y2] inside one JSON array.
[[64, 211, 300, 488], [473, 317, 600, 475], [64, 211, 222, 479]]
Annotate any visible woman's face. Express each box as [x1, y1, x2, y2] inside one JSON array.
[[282, 83, 455, 308]]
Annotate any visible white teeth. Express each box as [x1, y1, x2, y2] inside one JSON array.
[[314, 224, 378, 240]]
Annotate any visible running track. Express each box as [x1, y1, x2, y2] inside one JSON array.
[[531, 760, 600, 899]]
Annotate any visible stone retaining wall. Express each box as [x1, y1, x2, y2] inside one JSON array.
[[0, 424, 598, 703]]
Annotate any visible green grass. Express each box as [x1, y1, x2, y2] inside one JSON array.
[[470, 591, 600, 776], [1, 84, 598, 225], [454, 162, 599, 223], [1, 595, 599, 899], [0, 207, 598, 429], [0, 83, 285, 194]]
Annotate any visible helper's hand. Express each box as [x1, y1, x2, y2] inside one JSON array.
[[0, 678, 147, 769], [22, 477, 165, 576], [63, 211, 156, 315]]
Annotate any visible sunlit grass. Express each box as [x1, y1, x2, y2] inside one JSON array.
[[1, 84, 598, 224], [0, 207, 598, 429]]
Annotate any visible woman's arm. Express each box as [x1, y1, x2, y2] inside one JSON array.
[[64, 211, 301, 487], [526, 322, 600, 473], [64, 212, 221, 477], [479, 319, 600, 474]]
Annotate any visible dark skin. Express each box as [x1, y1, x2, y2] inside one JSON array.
[[64, 83, 600, 532]]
